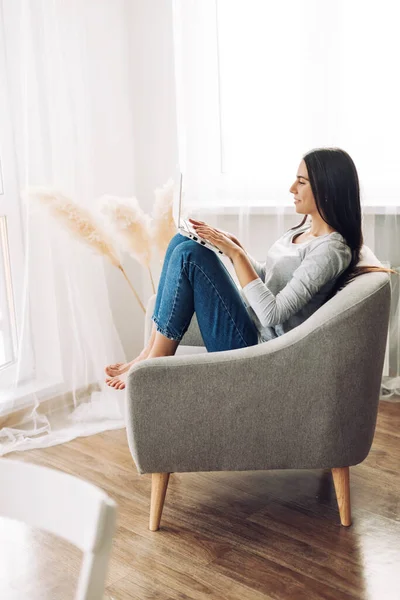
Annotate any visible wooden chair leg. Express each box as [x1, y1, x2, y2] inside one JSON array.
[[331, 466, 352, 526], [149, 473, 170, 531]]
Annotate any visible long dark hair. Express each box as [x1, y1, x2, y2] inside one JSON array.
[[290, 147, 397, 301]]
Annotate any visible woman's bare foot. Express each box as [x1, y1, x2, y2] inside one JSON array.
[[105, 349, 150, 390], [105, 361, 133, 378], [104, 347, 152, 378], [104, 362, 124, 377], [105, 323, 158, 388], [105, 373, 128, 390], [105, 323, 158, 378]]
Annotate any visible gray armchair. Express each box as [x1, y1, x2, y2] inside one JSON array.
[[125, 246, 391, 531]]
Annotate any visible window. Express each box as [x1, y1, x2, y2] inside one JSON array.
[[0, 36, 34, 390], [173, 0, 400, 209]]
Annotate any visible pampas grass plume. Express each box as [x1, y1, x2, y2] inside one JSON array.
[[25, 187, 121, 267], [99, 195, 155, 293], [150, 178, 177, 262], [24, 187, 146, 312]]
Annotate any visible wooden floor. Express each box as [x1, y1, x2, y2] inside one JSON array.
[[2, 401, 400, 600]]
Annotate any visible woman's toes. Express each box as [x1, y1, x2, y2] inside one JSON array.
[[105, 374, 126, 389]]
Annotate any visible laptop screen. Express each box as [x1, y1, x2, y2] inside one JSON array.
[[172, 168, 183, 229]]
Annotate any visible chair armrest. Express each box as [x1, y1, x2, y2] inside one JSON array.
[[145, 294, 204, 347], [128, 276, 390, 475]]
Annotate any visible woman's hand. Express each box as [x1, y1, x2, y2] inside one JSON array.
[[188, 219, 259, 287], [188, 218, 243, 260], [188, 219, 245, 251]]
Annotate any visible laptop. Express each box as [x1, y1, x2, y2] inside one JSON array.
[[176, 173, 224, 256]]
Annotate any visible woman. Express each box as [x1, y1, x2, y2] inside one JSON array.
[[105, 147, 396, 390]]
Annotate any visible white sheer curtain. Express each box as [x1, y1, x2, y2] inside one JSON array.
[[0, 0, 398, 464], [173, 0, 400, 400], [0, 0, 139, 455]]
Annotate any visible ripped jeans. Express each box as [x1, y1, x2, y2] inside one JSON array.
[[151, 233, 259, 352]]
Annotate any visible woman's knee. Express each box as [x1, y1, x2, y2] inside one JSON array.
[[171, 239, 221, 268], [168, 232, 183, 246], [163, 233, 191, 262]]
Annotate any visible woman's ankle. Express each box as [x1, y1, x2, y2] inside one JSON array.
[[132, 327, 156, 363], [138, 345, 152, 360], [141, 330, 156, 358]]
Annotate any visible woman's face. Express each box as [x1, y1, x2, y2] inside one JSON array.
[[289, 160, 317, 215]]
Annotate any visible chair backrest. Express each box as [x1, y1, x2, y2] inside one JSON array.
[[0, 458, 117, 600], [357, 244, 385, 268]]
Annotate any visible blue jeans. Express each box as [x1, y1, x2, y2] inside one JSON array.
[[152, 233, 259, 352]]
